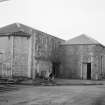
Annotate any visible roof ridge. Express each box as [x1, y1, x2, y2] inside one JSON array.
[[0, 23, 65, 40], [15, 23, 21, 28], [64, 34, 100, 45]]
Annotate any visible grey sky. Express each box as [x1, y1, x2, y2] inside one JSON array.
[[0, 0, 105, 44]]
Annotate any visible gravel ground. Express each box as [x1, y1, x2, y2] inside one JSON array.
[[0, 85, 105, 105]]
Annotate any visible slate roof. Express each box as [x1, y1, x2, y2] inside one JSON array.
[[63, 34, 101, 45]]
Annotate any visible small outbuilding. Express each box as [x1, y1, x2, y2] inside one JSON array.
[[59, 34, 105, 80]]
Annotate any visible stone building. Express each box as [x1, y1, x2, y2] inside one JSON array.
[[59, 35, 105, 80], [0, 23, 105, 80], [0, 23, 64, 79]]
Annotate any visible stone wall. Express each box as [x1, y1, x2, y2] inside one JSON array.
[[0, 36, 12, 77], [35, 31, 64, 61], [59, 44, 105, 80], [32, 31, 64, 79]]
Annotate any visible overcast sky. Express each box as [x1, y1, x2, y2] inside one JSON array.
[[0, 0, 105, 44]]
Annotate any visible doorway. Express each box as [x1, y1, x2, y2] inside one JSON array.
[[82, 63, 91, 80], [52, 62, 60, 77], [87, 63, 91, 80]]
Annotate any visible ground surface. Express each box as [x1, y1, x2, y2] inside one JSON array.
[[0, 85, 105, 105]]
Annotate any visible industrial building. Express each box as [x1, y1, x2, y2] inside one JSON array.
[[0, 23, 64, 79], [59, 35, 105, 80], [0, 23, 105, 80]]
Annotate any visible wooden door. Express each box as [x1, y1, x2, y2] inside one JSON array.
[[13, 36, 29, 77], [82, 63, 87, 79]]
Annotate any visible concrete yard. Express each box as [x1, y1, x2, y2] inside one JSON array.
[[0, 85, 105, 105]]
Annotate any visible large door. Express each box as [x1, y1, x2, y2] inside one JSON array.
[[13, 36, 29, 77], [82, 63, 91, 80]]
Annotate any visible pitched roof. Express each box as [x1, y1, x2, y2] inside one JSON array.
[[0, 23, 35, 36], [63, 34, 100, 45], [0, 23, 64, 41]]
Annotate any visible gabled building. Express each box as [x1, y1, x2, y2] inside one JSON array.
[[0, 23, 64, 79], [59, 34, 105, 80], [0, 23, 105, 80]]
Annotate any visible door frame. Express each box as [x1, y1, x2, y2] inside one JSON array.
[[87, 63, 91, 80], [81, 62, 91, 80]]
